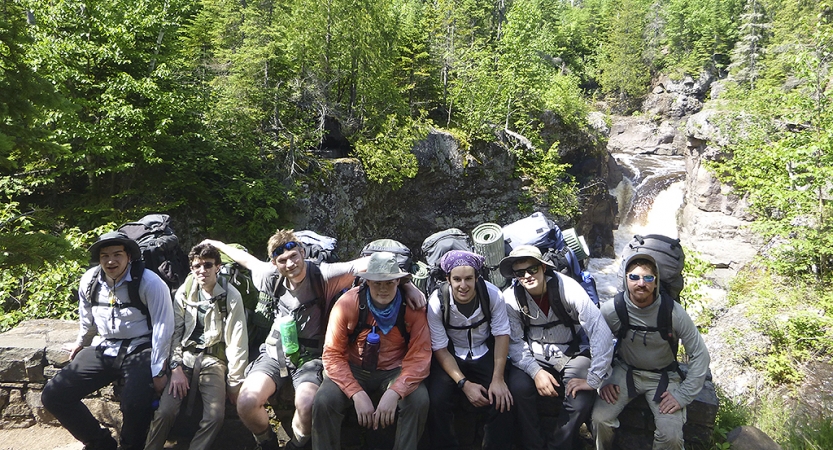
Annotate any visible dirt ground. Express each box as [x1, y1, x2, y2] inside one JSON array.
[[0, 424, 82, 450]]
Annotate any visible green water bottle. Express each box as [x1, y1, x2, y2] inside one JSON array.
[[278, 315, 300, 364]]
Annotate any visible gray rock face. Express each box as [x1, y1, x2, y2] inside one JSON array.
[[608, 116, 685, 156], [295, 128, 617, 259]]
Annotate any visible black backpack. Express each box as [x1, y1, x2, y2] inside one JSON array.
[[117, 214, 189, 293], [421, 228, 489, 296], [295, 230, 339, 264], [512, 272, 586, 357], [347, 284, 410, 345], [437, 277, 493, 350]]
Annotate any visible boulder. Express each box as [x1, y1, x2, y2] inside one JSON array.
[[727, 425, 782, 450]]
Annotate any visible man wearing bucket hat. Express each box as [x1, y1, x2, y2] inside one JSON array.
[[499, 245, 613, 450], [592, 254, 709, 450], [425, 250, 515, 450], [41, 231, 175, 450], [312, 251, 431, 450], [202, 231, 426, 450]]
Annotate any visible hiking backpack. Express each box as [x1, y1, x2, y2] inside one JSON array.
[[617, 234, 686, 301], [295, 230, 339, 264], [420, 228, 490, 296], [613, 234, 687, 365], [511, 273, 587, 357], [117, 214, 189, 293], [501, 213, 601, 306], [361, 239, 415, 273], [436, 276, 494, 354]]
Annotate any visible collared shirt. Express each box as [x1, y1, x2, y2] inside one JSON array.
[[170, 277, 249, 392], [427, 280, 510, 360], [504, 272, 614, 389], [76, 263, 175, 377]]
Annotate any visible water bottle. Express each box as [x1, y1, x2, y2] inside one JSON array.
[[362, 330, 381, 371], [278, 315, 300, 355]]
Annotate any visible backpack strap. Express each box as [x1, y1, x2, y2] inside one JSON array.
[[513, 274, 581, 356], [88, 262, 151, 329], [438, 277, 493, 357], [348, 285, 410, 346], [613, 291, 684, 401]]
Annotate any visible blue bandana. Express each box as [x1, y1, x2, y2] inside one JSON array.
[[366, 288, 402, 335]]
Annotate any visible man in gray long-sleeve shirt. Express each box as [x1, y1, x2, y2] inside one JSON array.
[[592, 253, 710, 450], [500, 245, 613, 450]]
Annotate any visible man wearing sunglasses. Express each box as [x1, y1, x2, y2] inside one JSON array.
[[145, 243, 248, 450], [498, 245, 613, 450], [203, 231, 426, 450], [592, 254, 710, 450]]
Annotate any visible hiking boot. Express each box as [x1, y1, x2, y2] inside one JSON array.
[[82, 431, 118, 450], [282, 439, 311, 450]]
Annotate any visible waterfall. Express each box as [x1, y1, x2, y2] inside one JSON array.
[[589, 154, 686, 302]]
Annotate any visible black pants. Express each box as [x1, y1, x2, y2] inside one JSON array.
[[41, 346, 155, 450], [425, 353, 513, 450], [507, 356, 596, 450]]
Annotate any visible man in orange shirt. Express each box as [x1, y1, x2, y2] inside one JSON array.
[[312, 252, 431, 450]]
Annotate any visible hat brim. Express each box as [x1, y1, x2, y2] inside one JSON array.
[[89, 238, 142, 262], [358, 272, 410, 282], [499, 254, 555, 278]]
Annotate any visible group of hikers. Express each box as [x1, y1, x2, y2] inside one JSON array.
[[41, 226, 710, 450]]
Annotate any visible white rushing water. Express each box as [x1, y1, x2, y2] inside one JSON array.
[[588, 154, 686, 302]]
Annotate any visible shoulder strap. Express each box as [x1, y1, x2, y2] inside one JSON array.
[[349, 285, 371, 343], [90, 263, 151, 329], [613, 291, 629, 355], [613, 291, 677, 358], [348, 285, 411, 345], [513, 282, 532, 333], [475, 276, 491, 326], [546, 275, 581, 354], [657, 294, 677, 356], [439, 281, 451, 329]]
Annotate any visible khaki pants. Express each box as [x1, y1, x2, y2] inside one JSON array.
[[591, 363, 686, 450], [145, 360, 228, 450]]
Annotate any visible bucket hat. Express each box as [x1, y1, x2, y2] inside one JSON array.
[[89, 231, 142, 262], [358, 252, 411, 282], [498, 245, 556, 278]]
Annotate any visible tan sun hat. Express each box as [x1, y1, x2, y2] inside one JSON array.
[[358, 251, 411, 281], [498, 245, 555, 278]]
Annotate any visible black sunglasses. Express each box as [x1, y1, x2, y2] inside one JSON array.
[[270, 241, 300, 259], [191, 261, 216, 270], [512, 264, 541, 278]]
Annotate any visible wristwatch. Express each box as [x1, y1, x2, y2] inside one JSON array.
[[457, 377, 467, 389], [169, 360, 180, 371]]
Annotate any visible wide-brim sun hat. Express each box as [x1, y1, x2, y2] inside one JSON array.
[[89, 231, 142, 262], [498, 245, 556, 278], [358, 251, 411, 282]]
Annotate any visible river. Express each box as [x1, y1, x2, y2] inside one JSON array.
[[587, 154, 687, 302]]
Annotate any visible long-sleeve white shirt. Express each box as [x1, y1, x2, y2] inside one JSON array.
[[504, 272, 613, 389], [76, 263, 175, 377], [427, 280, 510, 360]]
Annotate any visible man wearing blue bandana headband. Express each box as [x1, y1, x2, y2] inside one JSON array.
[[203, 232, 426, 450], [312, 251, 431, 450]]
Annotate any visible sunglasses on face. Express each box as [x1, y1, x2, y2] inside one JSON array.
[[270, 241, 300, 259], [513, 264, 541, 278], [627, 273, 656, 283], [191, 261, 216, 270]]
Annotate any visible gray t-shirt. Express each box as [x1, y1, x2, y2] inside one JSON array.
[[251, 260, 357, 348]]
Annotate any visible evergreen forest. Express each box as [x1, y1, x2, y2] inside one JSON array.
[[3, 0, 833, 445]]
